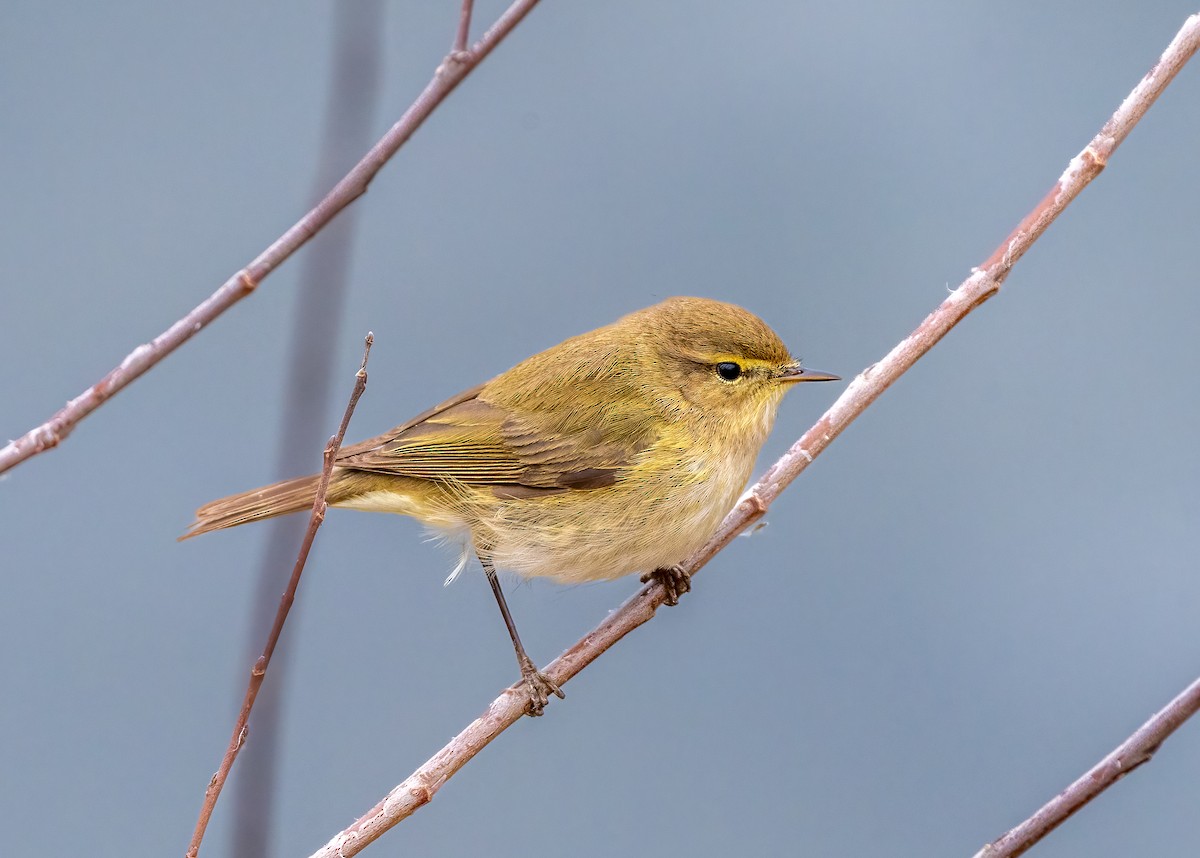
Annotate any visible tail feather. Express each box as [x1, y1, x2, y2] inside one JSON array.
[[180, 474, 323, 540]]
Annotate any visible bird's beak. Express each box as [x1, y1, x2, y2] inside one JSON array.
[[777, 364, 841, 383]]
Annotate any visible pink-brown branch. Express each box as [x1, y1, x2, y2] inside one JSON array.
[[455, 0, 475, 53], [230, 5, 384, 850], [307, 13, 1200, 858], [0, 0, 542, 477], [974, 675, 1200, 858], [186, 334, 373, 858]]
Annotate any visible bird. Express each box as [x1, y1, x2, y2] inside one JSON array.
[[182, 296, 839, 714]]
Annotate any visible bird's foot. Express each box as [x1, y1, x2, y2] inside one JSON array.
[[641, 564, 692, 606], [518, 654, 564, 716]]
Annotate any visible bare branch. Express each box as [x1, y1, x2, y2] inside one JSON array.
[[231, 5, 384, 852], [307, 13, 1200, 858], [186, 335, 374, 858], [0, 0, 542, 477], [455, 0, 475, 53], [973, 675, 1200, 858]]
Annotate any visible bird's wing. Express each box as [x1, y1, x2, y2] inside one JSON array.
[[335, 384, 655, 495]]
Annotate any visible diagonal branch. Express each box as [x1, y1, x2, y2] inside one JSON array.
[[186, 334, 374, 858], [974, 675, 1200, 858], [231, 4, 385, 853], [306, 13, 1200, 858], [0, 0, 542, 477]]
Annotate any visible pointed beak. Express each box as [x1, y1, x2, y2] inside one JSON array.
[[777, 364, 841, 383]]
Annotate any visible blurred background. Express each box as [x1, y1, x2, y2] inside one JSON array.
[[3, 2, 1199, 855]]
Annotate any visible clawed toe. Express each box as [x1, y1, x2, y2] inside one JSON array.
[[518, 657, 564, 716], [641, 564, 692, 606]]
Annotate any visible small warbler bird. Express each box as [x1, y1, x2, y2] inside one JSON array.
[[183, 297, 838, 714]]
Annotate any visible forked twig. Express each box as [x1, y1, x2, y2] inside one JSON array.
[[186, 334, 373, 858], [307, 14, 1200, 858], [230, 4, 384, 850], [0, 0, 541, 477]]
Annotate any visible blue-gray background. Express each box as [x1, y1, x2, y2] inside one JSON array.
[[3, 3, 1199, 856]]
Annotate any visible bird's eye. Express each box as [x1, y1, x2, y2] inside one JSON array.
[[715, 362, 742, 382]]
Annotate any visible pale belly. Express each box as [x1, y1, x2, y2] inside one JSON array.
[[334, 439, 764, 586], [482, 450, 757, 584]]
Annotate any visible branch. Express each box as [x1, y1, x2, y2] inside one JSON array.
[[455, 0, 475, 53], [974, 676, 1200, 858], [306, 14, 1200, 858], [186, 334, 373, 858], [0, 0, 542, 477], [231, 4, 384, 852]]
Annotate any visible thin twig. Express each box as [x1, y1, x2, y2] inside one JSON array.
[[973, 676, 1200, 858], [307, 14, 1200, 858], [0, 0, 542, 477], [186, 334, 374, 858], [455, 0, 474, 53], [232, 4, 384, 853]]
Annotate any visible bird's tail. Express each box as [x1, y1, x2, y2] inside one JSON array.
[[179, 474, 325, 540]]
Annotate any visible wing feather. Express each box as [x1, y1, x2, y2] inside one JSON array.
[[335, 384, 655, 493]]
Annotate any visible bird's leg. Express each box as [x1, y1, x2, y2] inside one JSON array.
[[640, 564, 691, 606], [479, 555, 564, 716]]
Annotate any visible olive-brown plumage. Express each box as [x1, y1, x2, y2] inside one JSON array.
[[183, 297, 838, 712]]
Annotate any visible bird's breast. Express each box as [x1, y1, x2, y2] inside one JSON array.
[[477, 436, 760, 584]]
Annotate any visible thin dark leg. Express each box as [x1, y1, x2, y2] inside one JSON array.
[[479, 555, 564, 715]]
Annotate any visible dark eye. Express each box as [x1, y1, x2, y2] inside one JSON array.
[[715, 362, 742, 381]]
